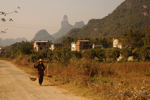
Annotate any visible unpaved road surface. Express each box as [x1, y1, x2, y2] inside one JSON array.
[[0, 60, 87, 100]]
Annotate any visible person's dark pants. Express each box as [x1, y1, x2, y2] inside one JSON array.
[[39, 76, 43, 85]]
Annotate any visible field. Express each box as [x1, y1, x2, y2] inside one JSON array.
[[2, 56, 150, 100]]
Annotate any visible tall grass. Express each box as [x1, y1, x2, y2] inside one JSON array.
[[4, 55, 150, 100]]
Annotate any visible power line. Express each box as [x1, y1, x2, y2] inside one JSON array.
[[0, 22, 60, 28], [0, 23, 60, 31]]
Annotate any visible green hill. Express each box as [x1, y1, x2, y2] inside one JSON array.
[[55, 0, 150, 42]]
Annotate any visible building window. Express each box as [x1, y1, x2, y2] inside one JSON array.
[[38, 43, 40, 45], [44, 43, 46, 45], [40, 47, 42, 50]]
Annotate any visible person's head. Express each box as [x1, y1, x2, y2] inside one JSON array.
[[38, 59, 44, 64]]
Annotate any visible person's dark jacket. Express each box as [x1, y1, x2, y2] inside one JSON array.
[[34, 64, 45, 77]]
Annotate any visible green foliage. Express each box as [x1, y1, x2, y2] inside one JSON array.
[[4, 52, 12, 58], [144, 26, 150, 45], [62, 37, 74, 48], [56, 0, 150, 40], [82, 48, 106, 62], [53, 48, 72, 65], [90, 37, 113, 48], [60, 48, 72, 65], [106, 48, 120, 61], [40, 49, 49, 58], [139, 45, 150, 60], [82, 49, 95, 60], [13, 44, 33, 56], [123, 29, 145, 48], [120, 47, 132, 61], [71, 51, 82, 59], [53, 48, 62, 62], [94, 48, 106, 62], [132, 48, 140, 60], [47, 50, 53, 62]]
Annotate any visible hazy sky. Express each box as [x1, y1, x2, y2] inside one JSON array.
[[0, 0, 125, 41]]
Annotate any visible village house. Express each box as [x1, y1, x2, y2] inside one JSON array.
[[76, 40, 93, 51], [113, 38, 124, 49], [33, 41, 49, 52], [71, 40, 104, 51], [71, 42, 76, 51], [50, 44, 63, 51], [113, 38, 134, 61], [71, 40, 92, 51]]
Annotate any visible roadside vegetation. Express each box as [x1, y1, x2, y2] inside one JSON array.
[[0, 28, 150, 100]]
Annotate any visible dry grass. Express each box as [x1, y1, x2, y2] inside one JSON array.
[[3, 57, 150, 100], [47, 59, 150, 100]]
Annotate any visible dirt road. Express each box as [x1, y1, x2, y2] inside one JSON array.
[[0, 60, 87, 100]]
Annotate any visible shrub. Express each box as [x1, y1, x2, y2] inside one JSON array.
[[82, 49, 95, 60], [140, 45, 150, 60], [120, 47, 132, 61], [47, 49, 53, 62], [95, 48, 106, 62], [106, 48, 120, 61]]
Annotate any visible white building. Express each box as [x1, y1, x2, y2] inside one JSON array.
[[50, 44, 63, 51], [71, 42, 76, 51], [113, 38, 123, 49]]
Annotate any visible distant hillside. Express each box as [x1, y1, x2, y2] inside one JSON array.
[[31, 29, 55, 42], [57, 0, 150, 41], [52, 15, 84, 39], [0, 37, 27, 46]]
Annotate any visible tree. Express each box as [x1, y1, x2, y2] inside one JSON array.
[[13, 44, 33, 56], [120, 47, 132, 61], [0, 7, 20, 34], [53, 48, 62, 62], [47, 50, 53, 62], [106, 48, 120, 61], [140, 45, 150, 60], [123, 29, 145, 48], [144, 26, 150, 45], [60, 48, 72, 65], [95, 48, 106, 62], [71, 51, 82, 59], [82, 49, 95, 60]]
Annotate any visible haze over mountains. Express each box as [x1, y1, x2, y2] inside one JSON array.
[[30, 30, 55, 42], [0, 37, 27, 46], [0, 15, 84, 46], [30, 15, 84, 43], [52, 15, 84, 39], [1, 0, 150, 46]]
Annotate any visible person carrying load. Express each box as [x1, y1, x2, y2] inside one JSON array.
[[34, 59, 45, 85]]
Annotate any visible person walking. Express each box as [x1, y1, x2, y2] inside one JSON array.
[[34, 59, 45, 85]]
